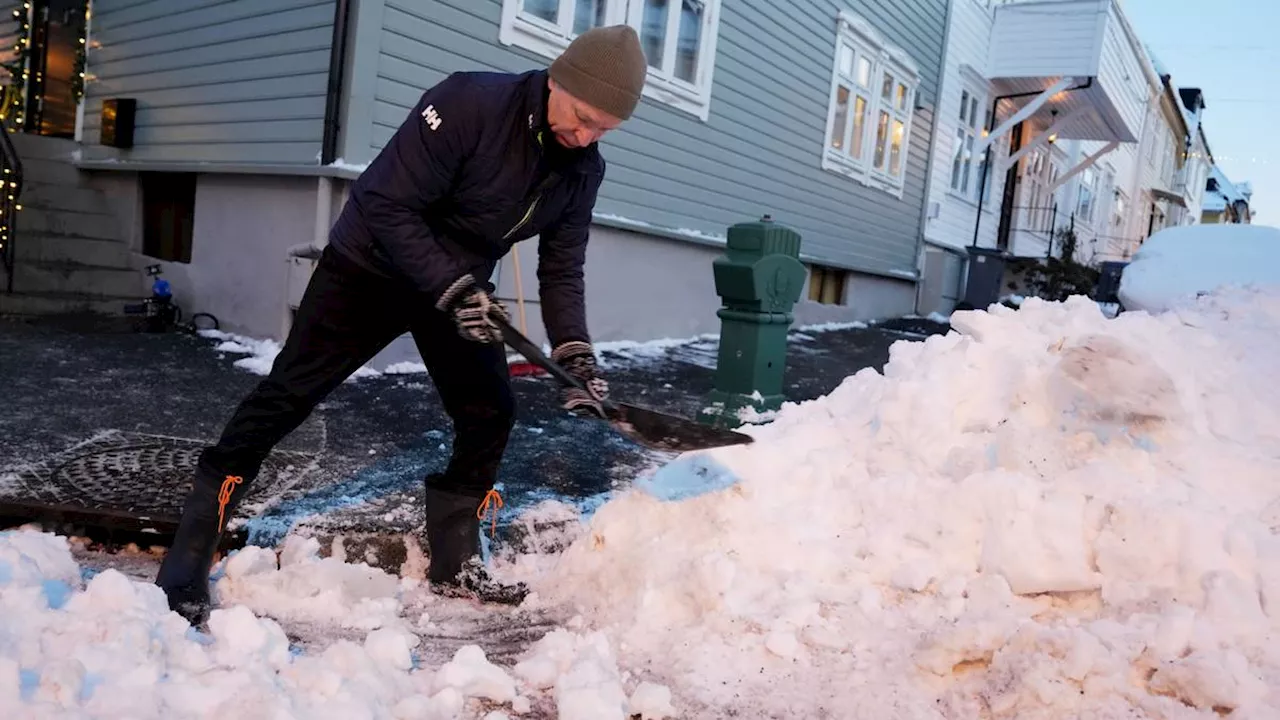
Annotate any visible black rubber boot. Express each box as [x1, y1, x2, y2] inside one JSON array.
[[155, 468, 248, 625], [424, 480, 528, 605]]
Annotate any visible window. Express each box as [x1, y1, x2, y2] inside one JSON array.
[[141, 172, 196, 263], [821, 10, 920, 197], [1076, 167, 1097, 225], [950, 87, 991, 204], [498, 0, 722, 121], [807, 264, 847, 305], [1113, 189, 1128, 229]]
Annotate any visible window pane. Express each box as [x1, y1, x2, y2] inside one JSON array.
[[896, 83, 908, 111], [573, 0, 607, 35], [961, 134, 974, 191], [641, 0, 669, 69], [839, 44, 854, 78], [951, 128, 965, 189], [960, 91, 970, 122], [522, 0, 558, 22], [890, 119, 905, 176], [675, 0, 702, 82], [874, 111, 889, 169], [830, 86, 850, 150], [881, 73, 893, 100], [856, 56, 872, 87], [851, 96, 867, 160], [969, 97, 979, 129]]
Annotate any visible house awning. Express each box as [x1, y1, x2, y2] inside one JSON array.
[[1151, 188, 1188, 207]]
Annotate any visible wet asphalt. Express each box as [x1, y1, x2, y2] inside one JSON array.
[[0, 312, 950, 548]]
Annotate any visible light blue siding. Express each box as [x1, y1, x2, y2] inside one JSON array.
[[350, 0, 947, 277], [80, 0, 337, 165]]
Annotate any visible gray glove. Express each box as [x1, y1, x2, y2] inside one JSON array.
[[551, 341, 609, 418], [436, 274, 511, 344]]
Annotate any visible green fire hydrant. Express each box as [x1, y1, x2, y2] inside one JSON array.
[[698, 215, 806, 428]]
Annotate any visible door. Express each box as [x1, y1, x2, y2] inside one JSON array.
[[24, 0, 87, 138]]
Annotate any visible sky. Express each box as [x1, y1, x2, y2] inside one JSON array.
[[1119, 0, 1277, 224]]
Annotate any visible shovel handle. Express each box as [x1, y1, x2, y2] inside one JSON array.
[[491, 315, 615, 410]]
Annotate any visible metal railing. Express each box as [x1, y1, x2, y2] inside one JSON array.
[[0, 117, 21, 294]]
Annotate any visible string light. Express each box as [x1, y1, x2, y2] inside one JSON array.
[[1, 3, 31, 128], [71, 4, 89, 102], [0, 4, 29, 261]]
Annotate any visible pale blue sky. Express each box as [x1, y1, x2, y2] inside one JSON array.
[[1119, 0, 1276, 224]]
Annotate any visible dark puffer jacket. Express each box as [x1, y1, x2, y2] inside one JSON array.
[[329, 68, 604, 346]]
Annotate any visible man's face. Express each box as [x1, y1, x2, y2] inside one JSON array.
[[547, 78, 623, 149]]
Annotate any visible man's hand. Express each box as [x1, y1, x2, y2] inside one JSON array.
[[551, 341, 609, 418], [436, 274, 511, 344]]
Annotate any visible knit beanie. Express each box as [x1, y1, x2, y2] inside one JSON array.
[[549, 25, 647, 120]]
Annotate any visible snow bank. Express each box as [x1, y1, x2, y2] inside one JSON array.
[[516, 287, 1280, 718], [0, 530, 660, 719], [1118, 223, 1280, 312]]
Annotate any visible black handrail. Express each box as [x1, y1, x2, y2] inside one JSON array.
[[0, 119, 21, 294]]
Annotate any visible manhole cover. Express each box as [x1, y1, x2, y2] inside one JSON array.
[[0, 430, 315, 527]]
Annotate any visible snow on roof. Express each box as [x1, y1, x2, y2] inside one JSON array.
[[1145, 43, 1170, 78], [1206, 164, 1251, 209]]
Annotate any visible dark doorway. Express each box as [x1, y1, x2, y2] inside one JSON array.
[[24, 0, 86, 138]]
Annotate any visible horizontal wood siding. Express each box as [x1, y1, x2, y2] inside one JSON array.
[[80, 0, 336, 165], [365, 0, 948, 277], [1095, 2, 1148, 140], [987, 0, 1105, 80]]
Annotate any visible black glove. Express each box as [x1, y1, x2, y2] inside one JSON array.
[[436, 274, 510, 344], [551, 341, 609, 418]]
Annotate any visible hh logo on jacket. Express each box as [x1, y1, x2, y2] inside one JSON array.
[[422, 104, 442, 131]]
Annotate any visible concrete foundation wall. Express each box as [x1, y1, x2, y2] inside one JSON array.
[[489, 225, 915, 347], [89, 172, 328, 340], [93, 175, 917, 368]]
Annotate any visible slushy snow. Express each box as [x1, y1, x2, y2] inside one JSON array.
[[4, 285, 1278, 718]]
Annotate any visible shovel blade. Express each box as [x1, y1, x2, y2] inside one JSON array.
[[607, 402, 754, 453]]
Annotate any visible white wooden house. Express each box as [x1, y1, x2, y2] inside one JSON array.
[[917, 0, 1176, 311]]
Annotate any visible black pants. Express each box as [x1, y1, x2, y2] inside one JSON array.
[[198, 246, 515, 499]]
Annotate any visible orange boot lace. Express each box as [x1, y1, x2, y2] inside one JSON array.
[[217, 475, 243, 531], [477, 489, 504, 539]]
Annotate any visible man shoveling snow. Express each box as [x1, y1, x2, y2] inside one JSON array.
[[156, 26, 649, 624]]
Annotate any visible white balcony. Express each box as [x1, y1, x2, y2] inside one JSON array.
[[985, 0, 1147, 144]]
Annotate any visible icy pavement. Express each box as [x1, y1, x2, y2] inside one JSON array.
[[0, 312, 940, 554]]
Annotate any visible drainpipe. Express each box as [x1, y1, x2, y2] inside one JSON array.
[[969, 78, 1094, 249], [321, 0, 352, 166]]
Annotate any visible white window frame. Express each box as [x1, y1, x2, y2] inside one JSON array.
[[498, 0, 723, 122], [1076, 166, 1098, 225], [820, 10, 920, 199], [948, 81, 993, 206]]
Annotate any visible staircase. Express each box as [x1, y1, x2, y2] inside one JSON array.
[[0, 131, 143, 316]]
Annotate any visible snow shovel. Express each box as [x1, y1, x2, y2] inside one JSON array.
[[492, 316, 755, 453]]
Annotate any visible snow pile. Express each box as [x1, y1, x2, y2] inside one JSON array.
[[1119, 223, 1280, 312], [199, 329, 380, 379], [213, 535, 404, 631], [516, 287, 1280, 718], [0, 530, 672, 719]]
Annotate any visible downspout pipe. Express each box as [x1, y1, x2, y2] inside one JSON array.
[[321, 0, 352, 166], [969, 77, 1094, 249]]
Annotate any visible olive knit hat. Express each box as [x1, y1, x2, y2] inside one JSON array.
[[549, 25, 648, 120]]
